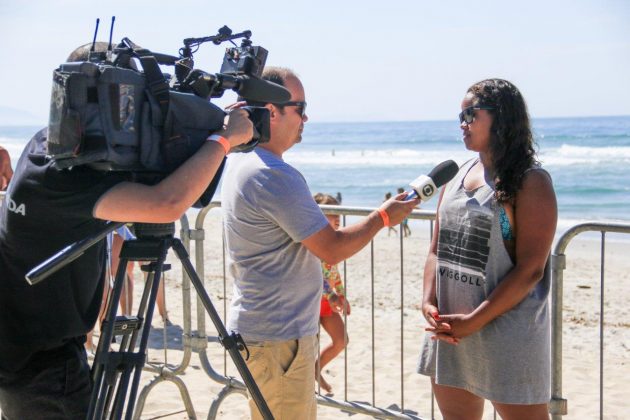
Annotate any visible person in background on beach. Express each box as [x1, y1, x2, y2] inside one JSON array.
[[417, 79, 557, 420], [0, 145, 12, 190], [222, 66, 419, 420], [0, 42, 253, 420], [109, 227, 138, 317], [383, 192, 399, 236], [312, 193, 350, 395], [397, 187, 412, 237], [85, 225, 170, 353], [109, 226, 168, 321]]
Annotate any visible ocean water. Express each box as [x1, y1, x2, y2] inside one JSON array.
[[2, 116, 629, 232], [289, 116, 630, 230]]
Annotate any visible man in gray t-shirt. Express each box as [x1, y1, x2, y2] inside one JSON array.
[[223, 146, 327, 343], [221, 67, 419, 420]]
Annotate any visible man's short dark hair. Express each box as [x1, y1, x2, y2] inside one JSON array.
[[260, 67, 298, 87], [244, 67, 299, 108]]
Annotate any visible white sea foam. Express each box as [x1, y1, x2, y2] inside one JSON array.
[[0, 137, 28, 163], [287, 143, 630, 168], [541, 144, 630, 166], [285, 148, 475, 167]]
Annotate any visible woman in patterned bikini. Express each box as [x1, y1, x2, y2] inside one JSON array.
[[313, 193, 351, 395]]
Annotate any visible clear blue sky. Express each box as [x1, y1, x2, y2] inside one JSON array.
[[0, 0, 628, 123]]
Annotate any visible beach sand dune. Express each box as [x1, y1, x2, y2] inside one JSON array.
[[119, 210, 629, 419]]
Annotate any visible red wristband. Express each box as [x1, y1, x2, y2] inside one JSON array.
[[377, 208, 390, 227], [207, 134, 230, 154]]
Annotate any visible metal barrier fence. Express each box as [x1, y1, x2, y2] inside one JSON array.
[[549, 221, 630, 420], [163, 202, 438, 420], [143, 205, 629, 419], [2, 190, 628, 419]]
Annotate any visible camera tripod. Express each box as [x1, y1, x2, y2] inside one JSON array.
[[86, 222, 273, 420]]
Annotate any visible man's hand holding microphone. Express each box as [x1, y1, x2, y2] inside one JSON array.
[[377, 191, 420, 228]]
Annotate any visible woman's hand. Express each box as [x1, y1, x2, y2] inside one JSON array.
[[422, 302, 440, 328], [425, 312, 485, 344], [422, 303, 459, 345], [328, 294, 351, 315], [341, 296, 351, 315]]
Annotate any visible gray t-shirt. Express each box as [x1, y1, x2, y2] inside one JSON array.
[[221, 147, 329, 341], [417, 159, 551, 404]]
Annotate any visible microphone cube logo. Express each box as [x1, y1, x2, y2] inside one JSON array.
[[422, 184, 434, 197]]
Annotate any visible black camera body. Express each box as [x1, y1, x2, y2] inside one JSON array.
[[239, 106, 271, 153], [47, 26, 288, 175]]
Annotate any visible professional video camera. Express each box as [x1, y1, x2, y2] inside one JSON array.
[[46, 19, 289, 182]]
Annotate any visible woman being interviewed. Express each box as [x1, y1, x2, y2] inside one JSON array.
[[417, 79, 557, 419]]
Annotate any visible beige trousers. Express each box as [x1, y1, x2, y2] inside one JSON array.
[[242, 335, 318, 420]]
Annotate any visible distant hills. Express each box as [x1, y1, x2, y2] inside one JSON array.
[[0, 106, 46, 126]]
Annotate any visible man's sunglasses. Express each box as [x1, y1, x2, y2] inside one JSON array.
[[459, 106, 494, 124], [276, 101, 307, 118]]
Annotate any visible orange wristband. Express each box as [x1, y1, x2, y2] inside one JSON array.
[[377, 208, 390, 227], [207, 134, 230, 154]]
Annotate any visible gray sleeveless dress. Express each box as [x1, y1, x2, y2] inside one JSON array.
[[417, 159, 551, 404]]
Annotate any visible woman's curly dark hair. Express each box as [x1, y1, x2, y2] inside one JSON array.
[[467, 79, 538, 203]]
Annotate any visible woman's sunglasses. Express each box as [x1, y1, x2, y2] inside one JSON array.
[[459, 106, 494, 124]]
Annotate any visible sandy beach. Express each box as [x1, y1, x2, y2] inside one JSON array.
[[107, 208, 629, 419]]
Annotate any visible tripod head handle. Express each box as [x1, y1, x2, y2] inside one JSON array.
[[25, 222, 125, 286]]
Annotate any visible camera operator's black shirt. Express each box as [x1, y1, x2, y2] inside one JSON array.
[[0, 129, 127, 374]]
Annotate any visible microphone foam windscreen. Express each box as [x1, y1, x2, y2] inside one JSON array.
[[428, 160, 459, 188], [237, 75, 291, 103]]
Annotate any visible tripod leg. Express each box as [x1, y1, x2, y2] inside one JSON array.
[[88, 238, 169, 420], [123, 240, 170, 419], [114, 257, 166, 420], [170, 239, 274, 420], [88, 255, 132, 419]]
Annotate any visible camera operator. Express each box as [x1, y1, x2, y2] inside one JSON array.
[[0, 44, 253, 419], [222, 67, 420, 419], [0, 145, 12, 190]]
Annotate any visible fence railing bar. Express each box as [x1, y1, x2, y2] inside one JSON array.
[[371, 238, 376, 406], [342, 213, 349, 403], [550, 221, 630, 420], [399, 226, 405, 411], [316, 395, 425, 420], [599, 232, 605, 420]]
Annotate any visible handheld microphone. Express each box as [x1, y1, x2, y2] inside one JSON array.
[[406, 160, 459, 201]]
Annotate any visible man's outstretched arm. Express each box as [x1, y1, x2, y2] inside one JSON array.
[[302, 193, 419, 264]]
